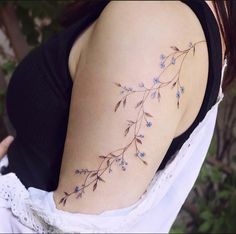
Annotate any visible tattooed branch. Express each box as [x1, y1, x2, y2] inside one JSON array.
[[59, 40, 206, 206]]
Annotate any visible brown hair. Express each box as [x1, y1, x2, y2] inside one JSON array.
[[58, 0, 236, 92], [213, 0, 236, 91]]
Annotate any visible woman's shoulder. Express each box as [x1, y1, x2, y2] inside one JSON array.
[[77, 0, 209, 138], [94, 1, 201, 43]]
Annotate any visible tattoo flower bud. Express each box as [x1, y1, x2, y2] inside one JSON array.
[[153, 77, 160, 84], [160, 54, 165, 60], [171, 57, 176, 64], [160, 62, 165, 69], [146, 121, 152, 127], [137, 134, 144, 138], [74, 186, 80, 192], [138, 82, 144, 87], [151, 91, 156, 99], [140, 152, 145, 157], [176, 90, 181, 99]]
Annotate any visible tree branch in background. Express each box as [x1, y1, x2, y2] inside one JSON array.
[[0, 1, 30, 61], [206, 157, 233, 175]]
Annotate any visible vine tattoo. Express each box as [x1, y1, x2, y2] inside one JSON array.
[[59, 40, 206, 206]]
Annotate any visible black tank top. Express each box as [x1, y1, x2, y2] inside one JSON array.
[[3, 0, 222, 191]]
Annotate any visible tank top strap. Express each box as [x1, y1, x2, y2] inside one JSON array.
[[158, 0, 223, 171]]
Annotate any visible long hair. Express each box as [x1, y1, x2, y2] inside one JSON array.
[[58, 0, 236, 92]]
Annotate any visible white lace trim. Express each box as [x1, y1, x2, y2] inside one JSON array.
[[0, 154, 8, 174], [0, 173, 56, 233]]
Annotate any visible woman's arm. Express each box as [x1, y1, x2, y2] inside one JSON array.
[[53, 1, 208, 214]]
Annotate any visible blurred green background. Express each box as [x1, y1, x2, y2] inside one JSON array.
[[0, 1, 235, 233]]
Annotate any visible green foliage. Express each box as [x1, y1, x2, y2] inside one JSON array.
[[169, 225, 186, 234], [1, 60, 18, 75], [207, 134, 217, 156], [13, 0, 71, 46], [171, 140, 236, 233], [174, 187, 235, 233], [0, 0, 8, 7], [0, 0, 73, 137], [195, 171, 236, 233]]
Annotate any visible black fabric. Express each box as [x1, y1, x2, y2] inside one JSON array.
[[157, 0, 222, 170], [3, 9, 106, 191], [3, 0, 222, 191]]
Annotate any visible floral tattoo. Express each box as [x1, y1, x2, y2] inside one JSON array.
[[59, 40, 206, 206]]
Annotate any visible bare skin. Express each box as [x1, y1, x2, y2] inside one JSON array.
[[69, 1, 226, 82], [53, 1, 225, 214], [59, 39, 205, 206], [68, 0, 226, 139]]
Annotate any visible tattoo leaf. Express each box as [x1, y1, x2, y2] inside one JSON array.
[[107, 160, 110, 167], [172, 82, 176, 88], [170, 46, 180, 51], [136, 138, 142, 144], [75, 169, 80, 174], [99, 155, 106, 159], [64, 192, 69, 196], [124, 127, 130, 136], [123, 98, 127, 108], [98, 176, 106, 183], [93, 182, 97, 191], [135, 100, 143, 108], [114, 82, 121, 87], [193, 46, 195, 56], [115, 100, 121, 112], [63, 198, 67, 206], [90, 172, 97, 178], [59, 197, 65, 204], [144, 112, 153, 118], [142, 160, 148, 165]]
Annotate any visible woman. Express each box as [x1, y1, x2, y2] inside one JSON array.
[[0, 0, 234, 232]]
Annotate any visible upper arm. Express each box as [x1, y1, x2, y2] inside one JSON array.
[[54, 1, 208, 214]]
